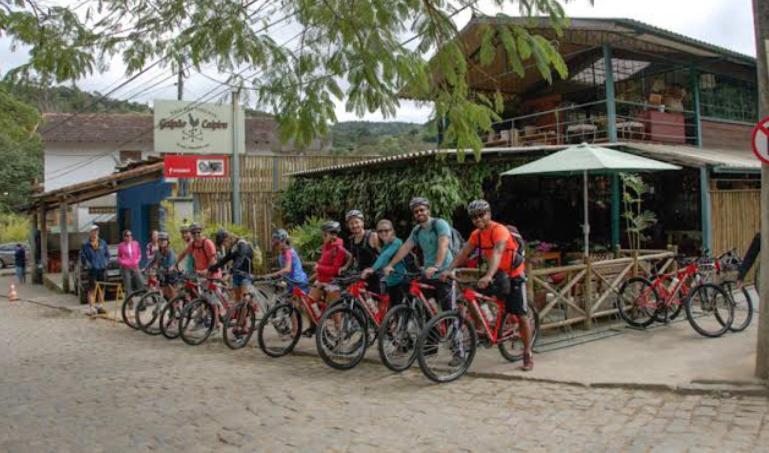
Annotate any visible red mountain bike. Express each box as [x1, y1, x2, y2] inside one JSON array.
[[415, 274, 540, 383]]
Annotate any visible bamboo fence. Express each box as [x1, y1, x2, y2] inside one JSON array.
[[710, 189, 760, 258]]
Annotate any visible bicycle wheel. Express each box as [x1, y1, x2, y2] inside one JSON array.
[[498, 305, 540, 362], [135, 291, 164, 335], [223, 302, 256, 350], [121, 289, 147, 329], [159, 294, 188, 339], [416, 311, 477, 383], [257, 303, 302, 357], [377, 304, 423, 372], [720, 280, 754, 332], [616, 277, 658, 328], [316, 304, 368, 370], [179, 299, 215, 345], [684, 283, 734, 338]]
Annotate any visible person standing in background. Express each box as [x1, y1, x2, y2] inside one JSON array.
[[145, 230, 159, 264], [14, 243, 26, 284], [80, 226, 109, 315], [118, 229, 144, 295]]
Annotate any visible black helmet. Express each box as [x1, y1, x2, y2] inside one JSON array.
[[467, 199, 491, 217], [272, 229, 289, 242], [345, 209, 364, 222], [158, 232, 170, 240], [189, 223, 203, 233], [409, 197, 430, 210], [321, 220, 341, 234], [214, 229, 228, 247], [179, 224, 190, 233]]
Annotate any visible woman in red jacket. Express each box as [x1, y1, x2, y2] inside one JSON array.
[[308, 221, 351, 308]]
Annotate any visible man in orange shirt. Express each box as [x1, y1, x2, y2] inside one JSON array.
[[443, 199, 533, 371], [175, 223, 218, 276]]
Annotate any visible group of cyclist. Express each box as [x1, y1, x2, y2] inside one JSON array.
[[137, 195, 534, 371]]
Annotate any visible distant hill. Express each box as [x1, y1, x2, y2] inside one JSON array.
[[330, 121, 437, 155], [4, 83, 152, 114]]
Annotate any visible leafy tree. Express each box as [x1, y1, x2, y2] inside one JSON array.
[[0, 85, 42, 212], [2, 0, 577, 154]]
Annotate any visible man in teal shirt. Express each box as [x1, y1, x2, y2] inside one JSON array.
[[384, 197, 454, 309]]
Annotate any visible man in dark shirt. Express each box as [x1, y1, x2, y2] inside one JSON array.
[[14, 243, 26, 284]]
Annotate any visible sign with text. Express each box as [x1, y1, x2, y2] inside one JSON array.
[[154, 99, 244, 154], [751, 116, 769, 166], [163, 155, 229, 178]]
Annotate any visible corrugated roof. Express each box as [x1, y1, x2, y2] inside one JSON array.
[[289, 142, 760, 177]]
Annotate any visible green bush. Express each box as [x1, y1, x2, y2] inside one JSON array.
[[288, 216, 326, 262], [0, 213, 30, 244]]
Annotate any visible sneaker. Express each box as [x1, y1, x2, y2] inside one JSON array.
[[86, 307, 97, 316], [97, 306, 107, 315], [521, 353, 533, 372], [302, 327, 315, 338], [448, 353, 465, 368]]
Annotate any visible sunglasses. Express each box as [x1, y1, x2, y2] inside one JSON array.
[[124, 234, 132, 237], [376, 228, 393, 234], [192, 231, 201, 235], [412, 208, 427, 215], [471, 214, 486, 220]]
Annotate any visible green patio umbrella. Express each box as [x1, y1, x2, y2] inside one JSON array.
[[501, 143, 681, 256]]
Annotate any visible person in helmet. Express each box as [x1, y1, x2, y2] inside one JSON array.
[[265, 229, 309, 292], [308, 220, 351, 308], [175, 223, 217, 276], [179, 224, 195, 274], [208, 229, 255, 302], [384, 196, 455, 308], [147, 232, 178, 300], [342, 209, 381, 291], [443, 199, 534, 371], [361, 219, 408, 306]]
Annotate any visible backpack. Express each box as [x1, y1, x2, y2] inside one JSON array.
[[413, 218, 465, 260]]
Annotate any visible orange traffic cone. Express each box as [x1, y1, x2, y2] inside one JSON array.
[[8, 283, 19, 302]]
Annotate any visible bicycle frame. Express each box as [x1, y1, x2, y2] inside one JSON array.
[[649, 262, 699, 309], [457, 287, 510, 345], [342, 280, 390, 327], [290, 285, 328, 325]]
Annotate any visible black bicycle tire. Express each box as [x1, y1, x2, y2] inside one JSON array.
[[684, 283, 734, 338], [720, 280, 754, 333], [135, 291, 164, 335], [121, 289, 147, 329], [377, 304, 421, 372], [223, 302, 256, 350], [315, 304, 368, 370], [159, 295, 186, 340], [498, 305, 540, 362], [416, 310, 477, 383], [257, 303, 302, 358], [616, 277, 658, 328], [179, 298, 215, 346]]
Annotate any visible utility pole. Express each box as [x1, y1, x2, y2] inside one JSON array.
[[177, 67, 184, 101], [231, 88, 242, 225], [753, 0, 769, 379]]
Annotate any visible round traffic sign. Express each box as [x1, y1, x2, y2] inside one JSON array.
[[751, 116, 769, 165]]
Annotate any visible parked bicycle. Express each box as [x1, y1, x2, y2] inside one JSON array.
[[221, 272, 282, 350], [617, 256, 734, 337], [158, 273, 202, 339], [134, 269, 182, 335], [178, 275, 234, 346], [415, 273, 540, 383]]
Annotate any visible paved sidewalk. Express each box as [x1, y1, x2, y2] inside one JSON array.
[[3, 276, 766, 394]]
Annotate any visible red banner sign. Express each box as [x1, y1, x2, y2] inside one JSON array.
[[163, 155, 229, 178]]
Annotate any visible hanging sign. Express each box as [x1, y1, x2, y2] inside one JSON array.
[[163, 155, 229, 178], [751, 116, 769, 165], [154, 99, 244, 154]]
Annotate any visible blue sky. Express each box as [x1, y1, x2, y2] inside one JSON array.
[[0, 0, 756, 123]]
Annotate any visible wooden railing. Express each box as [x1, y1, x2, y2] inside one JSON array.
[[526, 249, 676, 331]]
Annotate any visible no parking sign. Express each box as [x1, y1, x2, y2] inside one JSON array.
[[752, 116, 769, 165]]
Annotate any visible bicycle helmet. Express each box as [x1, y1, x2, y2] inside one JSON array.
[[179, 224, 190, 233], [345, 209, 364, 222], [272, 229, 289, 242], [321, 220, 341, 234], [214, 229, 228, 247], [157, 232, 170, 240], [467, 199, 491, 216], [189, 223, 203, 233], [409, 197, 430, 210]]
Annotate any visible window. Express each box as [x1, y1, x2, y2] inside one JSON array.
[[119, 150, 142, 162], [699, 74, 757, 123]]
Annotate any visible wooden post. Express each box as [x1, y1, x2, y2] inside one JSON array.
[[60, 203, 69, 293], [39, 206, 48, 278], [29, 210, 38, 283], [583, 256, 593, 330], [632, 249, 639, 277]]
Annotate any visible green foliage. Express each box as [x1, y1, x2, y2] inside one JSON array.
[[288, 216, 327, 262], [4, 82, 152, 114], [620, 172, 658, 250], [0, 86, 42, 212], [0, 212, 30, 243], [2, 1, 571, 153], [280, 159, 506, 230]]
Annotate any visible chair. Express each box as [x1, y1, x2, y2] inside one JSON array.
[[616, 121, 645, 140], [565, 123, 598, 143]]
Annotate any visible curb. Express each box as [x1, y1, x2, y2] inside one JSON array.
[[0, 294, 75, 314]]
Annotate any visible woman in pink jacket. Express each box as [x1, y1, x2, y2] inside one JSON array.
[[118, 229, 145, 295]]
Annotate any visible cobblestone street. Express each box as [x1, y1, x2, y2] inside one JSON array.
[[1, 299, 769, 452]]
